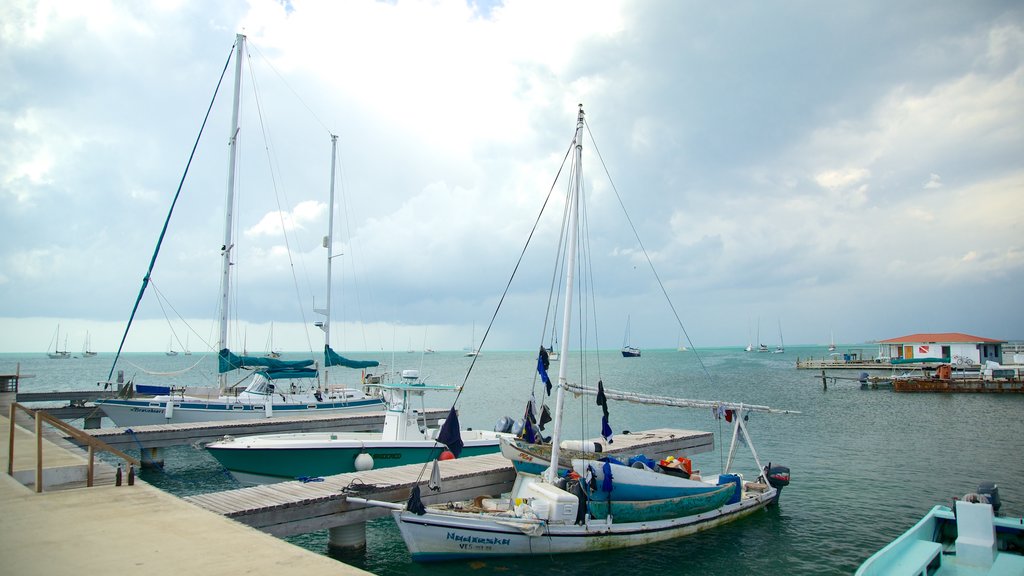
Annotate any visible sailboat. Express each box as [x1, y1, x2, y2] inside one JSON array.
[[206, 134, 506, 483], [349, 105, 796, 561], [263, 322, 281, 358], [82, 331, 97, 357], [46, 325, 71, 359], [756, 317, 769, 352], [745, 319, 753, 352], [464, 322, 479, 357], [828, 328, 836, 352], [166, 337, 179, 356], [773, 320, 785, 354], [96, 35, 384, 427], [621, 315, 641, 357]]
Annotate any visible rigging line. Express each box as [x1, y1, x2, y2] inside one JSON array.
[[247, 40, 334, 138], [122, 355, 207, 377], [333, 144, 374, 353], [107, 39, 236, 382], [583, 119, 714, 385], [245, 51, 317, 357], [454, 138, 577, 408], [149, 280, 214, 355]]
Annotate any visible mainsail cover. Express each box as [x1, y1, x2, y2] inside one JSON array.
[[325, 345, 380, 369], [218, 348, 315, 374]]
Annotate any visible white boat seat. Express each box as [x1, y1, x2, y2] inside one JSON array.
[[954, 500, 997, 568]]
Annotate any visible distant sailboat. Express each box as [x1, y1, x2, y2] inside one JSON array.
[[184, 334, 192, 356], [464, 322, 479, 357], [828, 329, 836, 352], [745, 319, 753, 352], [677, 333, 688, 352], [621, 315, 641, 358], [47, 325, 71, 359], [83, 331, 97, 357], [756, 317, 769, 352], [773, 320, 785, 354], [166, 337, 179, 356], [264, 322, 281, 358]]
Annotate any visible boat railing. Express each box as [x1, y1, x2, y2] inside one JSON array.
[[7, 402, 139, 493]]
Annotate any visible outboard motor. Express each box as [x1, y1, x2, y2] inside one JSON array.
[[765, 464, 791, 505], [858, 371, 869, 384], [977, 481, 1001, 513], [494, 415, 514, 434]]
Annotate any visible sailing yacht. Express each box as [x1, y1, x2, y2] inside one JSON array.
[[46, 324, 71, 359], [96, 35, 383, 427], [349, 105, 796, 561], [621, 315, 641, 357]]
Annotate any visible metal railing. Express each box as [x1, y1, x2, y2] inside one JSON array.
[[7, 402, 139, 492]]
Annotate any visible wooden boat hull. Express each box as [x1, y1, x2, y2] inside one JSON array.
[[585, 484, 735, 521]]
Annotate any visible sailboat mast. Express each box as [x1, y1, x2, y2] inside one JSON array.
[[545, 104, 585, 485], [218, 33, 245, 390], [324, 134, 339, 383]]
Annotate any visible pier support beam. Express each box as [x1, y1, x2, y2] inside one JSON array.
[[140, 446, 164, 469], [83, 415, 102, 429], [328, 523, 366, 551]]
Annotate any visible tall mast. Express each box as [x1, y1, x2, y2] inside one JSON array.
[[545, 104, 585, 484], [319, 134, 339, 385], [218, 33, 245, 390]]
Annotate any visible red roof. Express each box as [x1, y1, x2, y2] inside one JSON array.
[[879, 332, 1004, 344]]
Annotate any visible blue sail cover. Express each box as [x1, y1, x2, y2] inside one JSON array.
[[325, 345, 379, 369], [218, 348, 315, 374]]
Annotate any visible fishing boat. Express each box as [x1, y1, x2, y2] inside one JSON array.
[[856, 483, 1024, 575], [206, 369, 509, 484], [96, 35, 383, 427], [621, 315, 641, 357], [348, 105, 796, 561]]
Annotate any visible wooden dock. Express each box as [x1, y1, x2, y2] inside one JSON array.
[[185, 428, 714, 537]]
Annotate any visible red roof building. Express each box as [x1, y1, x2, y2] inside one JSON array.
[[877, 333, 1004, 366]]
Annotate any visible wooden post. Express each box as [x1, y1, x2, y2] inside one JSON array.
[[7, 403, 15, 476], [35, 411, 42, 493], [87, 445, 95, 487], [821, 370, 827, 390]]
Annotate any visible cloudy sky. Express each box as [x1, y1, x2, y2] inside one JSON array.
[[2, 0, 1022, 356]]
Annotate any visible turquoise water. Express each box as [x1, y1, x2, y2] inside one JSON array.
[[4, 348, 1023, 575]]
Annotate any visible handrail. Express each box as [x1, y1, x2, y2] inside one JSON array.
[[7, 402, 139, 492]]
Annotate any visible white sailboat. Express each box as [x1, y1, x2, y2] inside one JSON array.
[[166, 337, 179, 356], [773, 320, 785, 354], [621, 315, 641, 357], [349, 105, 796, 561], [828, 328, 836, 352], [96, 35, 383, 427], [263, 322, 281, 358], [82, 331, 97, 357], [464, 322, 479, 357], [46, 324, 70, 359]]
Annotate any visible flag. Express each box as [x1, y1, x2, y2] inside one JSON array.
[[435, 406, 464, 457]]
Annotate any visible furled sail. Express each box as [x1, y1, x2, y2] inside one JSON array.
[[324, 345, 379, 369], [218, 348, 315, 374]]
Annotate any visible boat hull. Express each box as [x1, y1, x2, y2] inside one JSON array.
[[96, 397, 383, 427], [394, 487, 776, 561], [585, 483, 735, 521], [206, 432, 504, 484]]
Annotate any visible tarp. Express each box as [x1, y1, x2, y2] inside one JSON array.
[[218, 348, 315, 374], [325, 345, 380, 369]]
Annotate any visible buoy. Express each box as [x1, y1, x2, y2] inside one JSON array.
[[354, 452, 374, 471], [439, 450, 456, 461]]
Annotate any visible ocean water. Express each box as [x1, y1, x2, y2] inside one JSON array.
[[4, 347, 1023, 575]]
